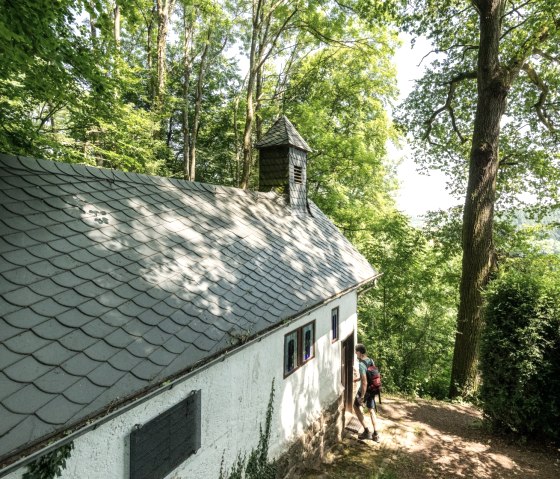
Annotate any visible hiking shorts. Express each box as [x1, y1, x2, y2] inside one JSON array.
[[354, 393, 375, 410]]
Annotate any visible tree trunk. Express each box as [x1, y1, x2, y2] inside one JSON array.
[[89, 4, 97, 44], [114, 2, 121, 47], [182, 6, 194, 180], [154, 0, 176, 110], [189, 29, 211, 182], [255, 3, 266, 144], [255, 63, 263, 143], [449, 0, 508, 398], [239, 0, 262, 190], [147, 7, 155, 102]]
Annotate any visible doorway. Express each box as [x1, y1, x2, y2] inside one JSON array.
[[341, 333, 355, 411]]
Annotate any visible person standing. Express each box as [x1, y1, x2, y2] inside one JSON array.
[[353, 343, 380, 441]]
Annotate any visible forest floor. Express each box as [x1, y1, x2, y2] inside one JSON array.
[[299, 395, 560, 479]]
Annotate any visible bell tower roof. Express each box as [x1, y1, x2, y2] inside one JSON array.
[[255, 116, 312, 152]]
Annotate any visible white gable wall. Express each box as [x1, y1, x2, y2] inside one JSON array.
[[4, 291, 357, 479]]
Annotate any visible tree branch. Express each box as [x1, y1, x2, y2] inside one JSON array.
[[423, 71, 476, 143], [257, 8, 298, 71], [534, 48, 560, 64], [522, 63, 556, 133]]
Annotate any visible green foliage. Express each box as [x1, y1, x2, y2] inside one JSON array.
[[273, 30, 399, 237], [397, 0, 560, 213], [0, 0, 170, 171], [219, 381, 277, 479], [23, 442, 74, 479], [480, 256, 560, 440], [358, 212, 460, 399]]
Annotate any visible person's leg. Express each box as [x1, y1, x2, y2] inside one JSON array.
[[366, 396, 380, 441], [354, 396, 373, 439], [353, 396, 366, 431]]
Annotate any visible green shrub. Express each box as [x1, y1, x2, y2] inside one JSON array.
[[480, 256, 560, 441]]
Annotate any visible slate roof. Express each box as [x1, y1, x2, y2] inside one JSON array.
[[255, 116, 312, 152], [0, 153, 376, 467]]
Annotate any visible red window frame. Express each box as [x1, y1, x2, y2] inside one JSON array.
[[283, 320, 315, 378]]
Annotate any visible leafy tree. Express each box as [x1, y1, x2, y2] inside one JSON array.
[[398, 0, 560, 397], [359, 212, 461, 398]]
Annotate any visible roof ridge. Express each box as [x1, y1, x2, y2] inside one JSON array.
[[0, 152, 277, 200]]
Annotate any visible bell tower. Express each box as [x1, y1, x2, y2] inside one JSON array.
[[255, 116, 311, 214]]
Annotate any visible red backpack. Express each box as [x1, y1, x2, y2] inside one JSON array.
[[362, 358, 382, 395]]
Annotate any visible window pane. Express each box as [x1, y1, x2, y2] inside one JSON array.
[[284, 331, 298, 374], [331, 308, 339, 341], [302, 323, 314, 361]]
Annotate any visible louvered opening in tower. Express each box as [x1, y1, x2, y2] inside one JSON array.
[[294, 165, 303, 184]]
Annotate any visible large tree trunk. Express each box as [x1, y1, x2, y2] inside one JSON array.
[[449, 0, 508, 397], [238, 0, 295, 189], [89, 4, 97, 43]]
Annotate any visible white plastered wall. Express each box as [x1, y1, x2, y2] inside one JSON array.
[[4, 291, 357, 479]]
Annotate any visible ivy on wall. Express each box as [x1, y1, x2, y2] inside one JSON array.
[[23, 442, 74, 479], [219, 381, 276, 479]]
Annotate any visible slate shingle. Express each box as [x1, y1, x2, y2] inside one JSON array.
[[4, 356, 52, 383], [3, 384, 56, 414], [60, 353, 101, 377], [62, 377, 105, 405], [108, 349, 142, 372], [36, 395, 85, 425], [3, 287, 44, 308], [0, 415, 54, 461], [59, 329, 98, 351], [130, 360, 162, 381], [0, 344, 25, 371], [0, 321, 23, 342], [87, 363, 126, 387], [4, 332, 50, 355], [30, 298, 71, 318], [33, 342, 75, 366], [34, 368, 81, 394], [83, 341, 119, 362], [3, 307, 46, 330], [0, 373, 22, 402]]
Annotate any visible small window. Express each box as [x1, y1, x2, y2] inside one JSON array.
[[130, 390, 201, 479], [331, 307, 339, 342], [302, 322, 314, 362], [293, 165, 303, 184], [284, 320, 315, 377], [284, 330, 298, 374]]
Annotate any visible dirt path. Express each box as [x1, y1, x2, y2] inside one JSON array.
[[300, 396, 560, 479]]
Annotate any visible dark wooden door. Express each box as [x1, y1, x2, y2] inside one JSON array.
[[341, 333, 355, 411]]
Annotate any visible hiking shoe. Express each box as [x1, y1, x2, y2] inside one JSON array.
[[372, 432, 380, 442], [358, 428, 372, 440]]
